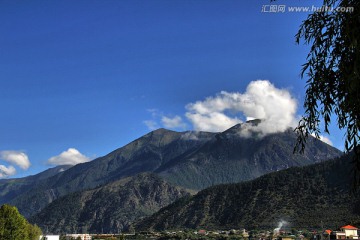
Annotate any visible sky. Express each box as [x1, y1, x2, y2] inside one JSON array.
[[0, 0, 344, 178]]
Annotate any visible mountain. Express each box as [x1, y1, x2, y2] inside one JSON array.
[[6, 128, 214, 217], [30, 173, 191, 234], [1, 122, 341, 218], [136, 154, 360, 231], [158, 123, 341, 189], [0, 165, 72, 204]]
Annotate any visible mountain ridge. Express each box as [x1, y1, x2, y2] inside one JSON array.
[[0, 123, 341, 219], [4, 128, 216, 217], [136, 154, 360, 231], [30, 172, 191, 234], [0, 165, 72, 205], [158, 128, 340, 189]]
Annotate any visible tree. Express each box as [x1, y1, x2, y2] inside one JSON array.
[[0, 204, 42, 240], [0, 204, 29, 240], [294, 0, 360, 185], [28, 224, 43, 240]]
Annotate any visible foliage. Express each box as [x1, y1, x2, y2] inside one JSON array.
[[0, 204, 42, 240], [294, 0, 360, 184], [136, 155, 360, 231], [30, 173, 190, 234], [28, 224, 42, 240]]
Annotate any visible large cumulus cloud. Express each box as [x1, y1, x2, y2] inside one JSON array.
[[185, 80, 298, 136]]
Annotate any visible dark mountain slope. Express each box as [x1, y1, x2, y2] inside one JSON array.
[[8, 128, 214, 217], [2, 123, 341, 218], [30, 173, 191, 234], [46, 129, 215, 195], [159, 123, 340, 189], [0, 165, 72, 204], [136, 154, 360, 231]]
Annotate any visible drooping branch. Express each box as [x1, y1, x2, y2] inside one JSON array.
[[294, 0, 360, 186]]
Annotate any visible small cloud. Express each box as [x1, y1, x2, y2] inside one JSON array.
[[0, 150, 30, 170], [47, 148, 90, 166], [311, 133, 333, 146], [147, 108, 161, 118], [143, 120, 159, 130], [320, 136, 333, 146], [144, 109, 186, 131], [161, 116, 187, 130], [0, 165, 16, 178]]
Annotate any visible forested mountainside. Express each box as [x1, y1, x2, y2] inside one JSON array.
[[158, 124, 340, 189], [136, 154, 360, 231], [0, 165, 72, 204], [6, 129, 214, 217], [30, 173, 191, 234], [1, 122, 341, 219]]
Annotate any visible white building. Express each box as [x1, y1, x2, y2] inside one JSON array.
[[341, 225, 359, 239], [65, 234, 92, 240], [39, 235, 60, 240], [330, 225, 359, 240]]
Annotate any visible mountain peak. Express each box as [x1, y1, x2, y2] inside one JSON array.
[[151, 128, 177, 134], [245, 118, 262, 125], [141, 128, 181, 142], [222, 119, 262, 135]]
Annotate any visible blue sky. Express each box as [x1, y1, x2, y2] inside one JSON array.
[[0, 0, 343, 178]]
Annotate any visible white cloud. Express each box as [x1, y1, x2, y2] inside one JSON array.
[[311, 133, 333, 146], [161, 116, 187, 129], [144, 109, 187, 131], [186, 80, 298, 136], [319, 135, 333, 146], [143, 120, 159, 130], [0, 150, 30, 170], [185, 111, 240, 132], [143, 109, 162, 130], [147, 108, 160, 117], [0, 165, 16, 178], [47, 148, 90, 166]]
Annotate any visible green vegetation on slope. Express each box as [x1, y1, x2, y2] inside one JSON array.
[[0, 165, 72, 205], [9, 128, 214, 218], [30, 173, 191, 234], [1, 124, 342, 221], [159, 127, 341, 190], [0, 204, 42, 240], [136, 154, 360, 231]]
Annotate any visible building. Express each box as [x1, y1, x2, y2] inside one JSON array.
[[65, 234, 92, 240], [323, 229, 332, 240], [39, 235, 60, 240], [341, 225, 359, 239], [197, 229, 207, 235], [330, 225, 359, 240]]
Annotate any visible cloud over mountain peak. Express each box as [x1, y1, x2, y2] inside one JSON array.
[[185, 80, 298, 136]]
